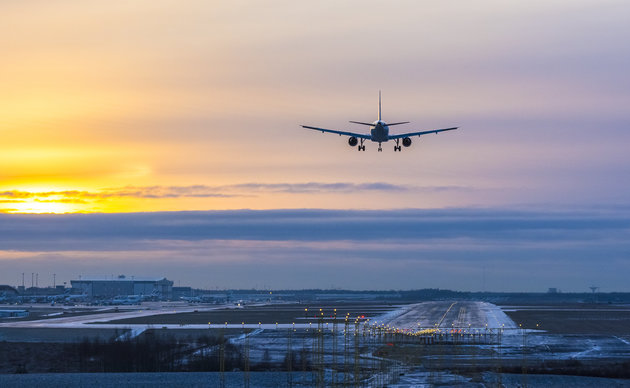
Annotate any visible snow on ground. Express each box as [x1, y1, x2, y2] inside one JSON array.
[[478, 301, 518, 329], [115, 327, 146, 341], [368, 304, 414, 326], [374, 301, 518, 331]]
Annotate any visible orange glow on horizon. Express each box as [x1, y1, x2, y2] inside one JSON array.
[[8, 200, 76, 214]]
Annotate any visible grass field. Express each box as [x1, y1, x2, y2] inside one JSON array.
[[0, 327, 127, 343], [103, 303, 398, 325], [504, 304, 630, 334]]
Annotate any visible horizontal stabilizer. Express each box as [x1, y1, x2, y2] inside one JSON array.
[[349, 121, 373, 126], [301, 125, 371, 139], [387, 121, 410, 126]]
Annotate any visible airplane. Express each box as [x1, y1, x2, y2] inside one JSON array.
[[301, 91, 459, 152], [111, 295, 142, 305], [180, 296, 202, 303]]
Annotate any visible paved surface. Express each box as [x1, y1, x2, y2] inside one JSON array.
[[374, 301, 518, 331], [0, 301, 517, 334]]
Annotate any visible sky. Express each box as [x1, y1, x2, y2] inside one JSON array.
[[1, 1, 629, 291]]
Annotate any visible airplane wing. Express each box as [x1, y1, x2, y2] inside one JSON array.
[[301, 125, 371, 139], [388, 126, 459, 140]]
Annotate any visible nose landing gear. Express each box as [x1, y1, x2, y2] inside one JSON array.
[[378, 142, 382, 152]]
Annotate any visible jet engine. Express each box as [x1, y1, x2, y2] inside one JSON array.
[[348, 136, 358, 147], [402, 137, 412, 147]]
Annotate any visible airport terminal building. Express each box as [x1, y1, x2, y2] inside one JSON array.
[[71, 275, 173, 300]]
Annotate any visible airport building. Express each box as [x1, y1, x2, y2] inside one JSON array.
[[0, 285, 19, 296], [71, 275, 173, 300], [172, 286, 193, 300]]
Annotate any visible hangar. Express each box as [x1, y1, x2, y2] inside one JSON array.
[[71, 275, 173, 300], [0, 285, 18, 297]]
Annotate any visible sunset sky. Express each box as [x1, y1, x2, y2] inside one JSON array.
[[1, 1, 629, 290]]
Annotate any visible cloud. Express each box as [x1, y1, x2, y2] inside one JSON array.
[[0, 182, 467, 201], [1, 207, 628, 249], [35, 198, 89, 204], [0, 191, 35, 198], [224, 182, 410, 193], [0, 182, 423, 204], [1, 207, 630, 291]]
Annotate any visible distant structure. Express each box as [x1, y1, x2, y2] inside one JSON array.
[[590, 286, 600, 303], [0, 285, 19, 297], [172, 286, 193, 300], [71, 275, 173, 300], [547, 287, 559, 294], [17, 285, 67, 296]]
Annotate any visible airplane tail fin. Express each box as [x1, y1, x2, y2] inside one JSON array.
[[378, 90, 382, 121]]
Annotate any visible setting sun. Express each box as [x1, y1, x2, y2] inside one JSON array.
[[8, 199, 75, 214], [1, 186, 83, 214]]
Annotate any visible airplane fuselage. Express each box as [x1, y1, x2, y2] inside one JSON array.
[[370, 121, 389, 142]]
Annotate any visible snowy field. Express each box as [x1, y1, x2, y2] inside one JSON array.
[[3, 300, 630, 386]]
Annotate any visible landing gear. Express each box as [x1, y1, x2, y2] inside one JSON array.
[[394, 139, 402, 152], [357, 138, 366, 151], [378, 142, 382, 152]]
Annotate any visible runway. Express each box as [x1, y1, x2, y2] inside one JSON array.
[[0, 301, 517, 335], [373, 301, 518, 331]]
